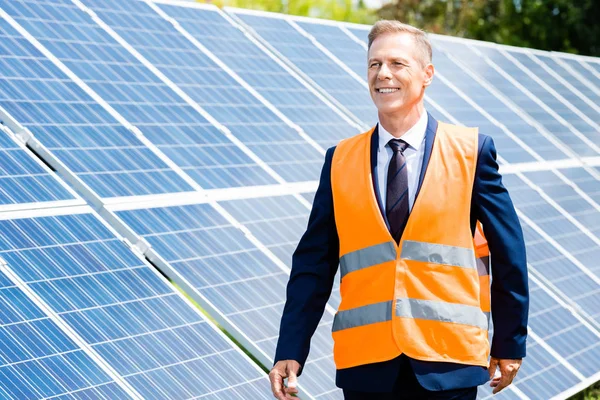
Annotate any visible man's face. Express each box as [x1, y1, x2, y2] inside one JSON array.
[[367, 32, 433, 116]]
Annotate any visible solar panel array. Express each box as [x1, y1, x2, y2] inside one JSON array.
[[0, 0, 598, 399]]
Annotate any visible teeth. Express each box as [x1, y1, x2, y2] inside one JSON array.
[[378, 88, 399, 93]]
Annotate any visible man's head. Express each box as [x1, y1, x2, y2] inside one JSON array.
[[367, 20, 434, 117]]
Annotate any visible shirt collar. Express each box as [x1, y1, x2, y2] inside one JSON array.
[[378, 111, 428, 153]]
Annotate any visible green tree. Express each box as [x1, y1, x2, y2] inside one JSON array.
[[377, 0, 600, 56]]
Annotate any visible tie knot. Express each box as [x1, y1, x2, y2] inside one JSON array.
[[388, 138, 409, 153]]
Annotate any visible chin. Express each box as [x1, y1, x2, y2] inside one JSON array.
[[376, 103, 403, 115]]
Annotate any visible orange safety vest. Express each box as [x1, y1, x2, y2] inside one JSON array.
[[331, 122, 491, 369]]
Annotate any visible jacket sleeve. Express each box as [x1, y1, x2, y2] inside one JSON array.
[[473, 135, 529, 359], [273, 147, 339, 373]]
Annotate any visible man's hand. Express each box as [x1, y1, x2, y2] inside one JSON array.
[[489, 357, 522, 394], [269, 360, 301, 400]]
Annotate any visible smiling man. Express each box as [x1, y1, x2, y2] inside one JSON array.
[[269, 20, 529, 400]]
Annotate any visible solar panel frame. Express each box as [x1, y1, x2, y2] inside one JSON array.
[[0, 120, 84, 210]]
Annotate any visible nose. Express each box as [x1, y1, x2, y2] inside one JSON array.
[[377, 63, 392, 80]]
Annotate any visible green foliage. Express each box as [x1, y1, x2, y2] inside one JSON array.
[[570, 381, 600, 400], [197, 0, 377, 24], [376, 0, 600, 56]]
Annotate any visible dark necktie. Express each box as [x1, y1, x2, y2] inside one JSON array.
[[386, 139, 410, 243]]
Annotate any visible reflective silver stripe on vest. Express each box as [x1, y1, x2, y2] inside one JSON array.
[[332, 300, 393, 332], [340, 241, 396, 279], [396, 298, 489, 330], [401, 240, 476, 270], [477, 256, 490, 276]]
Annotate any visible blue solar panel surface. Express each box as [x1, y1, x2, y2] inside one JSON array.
[[0, 268, 132, 399], [115, 202, 342, 399], [157, 4, 359, 149], [555, 57, 600, 88], [0, 10, 193, 198], [0, 211, 271, 399], [231, 10, 377, 126], [534, 54, 600, 111], [296, 21, 368, 80], [78, 0, 324, 183], [219, 194, 342, 308], [2, 0, 282, 189], [429, 42, 583, 160], [433, 40, 599, 157], [0, 129, 75, 205]]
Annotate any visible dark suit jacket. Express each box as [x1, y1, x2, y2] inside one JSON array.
[[274, 113, 529, 392]]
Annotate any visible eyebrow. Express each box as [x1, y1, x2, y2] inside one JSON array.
[[368, 57, 410, 64]]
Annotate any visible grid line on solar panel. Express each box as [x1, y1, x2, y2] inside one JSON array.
[[0, 7, 197, 198], [151, 0, 363, 150], [1, 0, 287, 190], [430, 38, 600, 157], [0, 210, 273, 399], [0, 264, 135, 400], [227, 7, 377, 127], [113, 200, 341, 398], [69, 0, 327, 184]]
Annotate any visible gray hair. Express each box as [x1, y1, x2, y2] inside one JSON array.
[[368, 20, 432, 67]]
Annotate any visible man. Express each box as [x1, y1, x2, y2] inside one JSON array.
[[269, 20, 528, 400]]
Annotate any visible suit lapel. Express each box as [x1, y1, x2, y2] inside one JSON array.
[[370, 113, 438, 222], [414, 112, 438, 201]]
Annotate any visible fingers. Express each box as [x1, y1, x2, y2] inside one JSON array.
[[269, 366, 287, 400], [488, 357, 498, 380], [287, 369, 299, 395], [490, 359, 521, 394], [270, 361, 301, 400]]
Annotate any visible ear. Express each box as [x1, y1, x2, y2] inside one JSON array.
[[423, 63, 435, 87]]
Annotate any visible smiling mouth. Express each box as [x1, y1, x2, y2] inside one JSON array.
[[377, 88, 399, 93]]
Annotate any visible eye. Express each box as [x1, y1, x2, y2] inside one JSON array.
[[369, 62, 380, 68]]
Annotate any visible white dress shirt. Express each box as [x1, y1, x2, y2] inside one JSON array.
[[376, 112, 428, 212]]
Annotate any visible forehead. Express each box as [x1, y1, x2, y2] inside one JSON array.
[[368, 32, 418, 59]]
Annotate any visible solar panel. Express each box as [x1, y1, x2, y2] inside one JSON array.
[[154, 2, 361, 149], [552, 55, 600, 89], [0, 125, 78, 206], [503, 50, 600, 125], [1, 0, 283, 189], [295, 21, 369, 82], [219, 195, 341, 308], [113, 200, 342, 399], [68, 0, 326, 184], [533, 53, 600, 113], [0, 11, 194, 198], [0, 267, 133, 399], [0, 209, 272, 399], [431, 39, 600, 157], [228, 8, 378, 126]]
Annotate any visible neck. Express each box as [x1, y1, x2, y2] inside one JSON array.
[[378, 103, 425, 138]]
